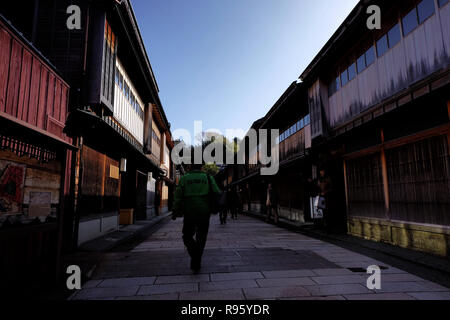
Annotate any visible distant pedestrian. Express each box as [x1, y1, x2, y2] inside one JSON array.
[[172, 163, 220, 273], [266, 183, 278, 224], [317, 168, 333, 233], [228, 187, 238, 220], [219, 188, 228, 225], [237, 188, 244, 215]]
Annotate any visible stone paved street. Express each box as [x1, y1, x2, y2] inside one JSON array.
[[69, 215, 450, 300]]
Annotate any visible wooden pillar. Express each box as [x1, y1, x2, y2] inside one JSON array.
[[55, 148, 67, 282], [343, 160, 349, 210], [447, 101, 450, 120], [447, 101, 450, 153], [380, 129, 390, 218]]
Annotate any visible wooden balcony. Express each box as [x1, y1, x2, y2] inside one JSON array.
[[0, 18, 71, 144]]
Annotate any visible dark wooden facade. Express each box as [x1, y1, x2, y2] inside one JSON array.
[[2, 0, 175, 248], [300, 0, 450, 256], [0, 15, 75, 292]]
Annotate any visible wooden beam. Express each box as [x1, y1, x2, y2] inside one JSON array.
[[447, 100, 450, 120], [343, 160, 349, 210], [343, 123, 450, 160], [380, 129, 390, 214]]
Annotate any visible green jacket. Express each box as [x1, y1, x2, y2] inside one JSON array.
[[173, 170, 220, 220]]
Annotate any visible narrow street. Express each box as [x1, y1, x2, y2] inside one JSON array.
[[69, 215, 450, 300]]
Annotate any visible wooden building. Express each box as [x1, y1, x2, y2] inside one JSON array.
[[222, 82, 312, 224], [1, 0, 175, 249], [0, 15, 75, 290], [300, 0, 450, 256]]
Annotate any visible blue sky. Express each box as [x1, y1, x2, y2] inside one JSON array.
[[132, 0, 359, 140]]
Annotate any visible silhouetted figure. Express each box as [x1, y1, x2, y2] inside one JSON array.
[[228, 187, 238, 220], [266, 183, 278, 224], [173, 164, 220, 273], [219, 188, 228, 225], [317, 168, 333, 233], [237, 188, 244, 215]]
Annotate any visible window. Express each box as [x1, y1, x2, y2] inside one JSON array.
[[341, 69, 349, 87], [439, 0, 449, 8], [115, 67, 119, 84], [304, 114, 310, 126], [357, 53, 366, 73], [131, 93, 135, 107], [119, 73, 123, 90], [124, 83, 129, 99], [299, 118, 304, 129], [377, 35, 389, 57], [365, 46, 376, 66], [418, 0, 435, 23], [388, 23, 401, 48], [402, 8, 418, 36], [348, 63, 357, 81], [335, 76, 341, 91]]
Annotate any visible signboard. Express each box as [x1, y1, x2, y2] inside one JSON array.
[[0, 160, 26, 215], [310, 196, 324, 220]]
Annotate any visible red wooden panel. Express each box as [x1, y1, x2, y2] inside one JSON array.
[[28, 57, 42, 126], [17, 49, 32, 121], [46, 73, 55, 120], [59, 85, 68, 124], [0, 27, 11, 112], [5, 39, 22, 116], [36, 67, 49, 129], [53, 79, 61, 121]]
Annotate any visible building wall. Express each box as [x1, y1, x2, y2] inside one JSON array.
[[0, 20, 70, 143], [79, 145, 120, 216], [324, 0, 450, 130]]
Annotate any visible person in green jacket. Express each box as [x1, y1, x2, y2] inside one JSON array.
[[172, 163, 220, 272]]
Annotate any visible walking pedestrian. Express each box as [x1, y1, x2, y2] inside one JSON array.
[[228, 187, 238, 220], [219, 187, 228, 225], [237, 187, 244, 215], [172, 163, 220, 273], [317, 168, 333, 233], [266, 183, 279, 224]]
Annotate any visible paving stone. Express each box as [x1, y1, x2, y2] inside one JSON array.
[[305, 284, 371, 296], [200, 280, 258, 291], [280, 295, 346, 300], [116, 293, 179, 300], [138, 283, 198, 295], [82, 280, 103, 289], [81, 216, 447, 301], [312, 268, 354, 276], [344, 293, 416, 300], [257, 277, 316, 287], [406, 291, 450, 300], [372, 281, 450, 293], [311, 275, 366, 285], [262, 270, 315, 278], [380, 273, 425, 282], [210, 272, 263, 281], [98, 277, 156, 288], [180, 289, 245, 300], [71, 286, 139, 300], [155, 274, 210, 284], [243, 286, 311, 299]]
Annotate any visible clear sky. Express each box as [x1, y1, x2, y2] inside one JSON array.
[[132, 0, 359, 141]]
